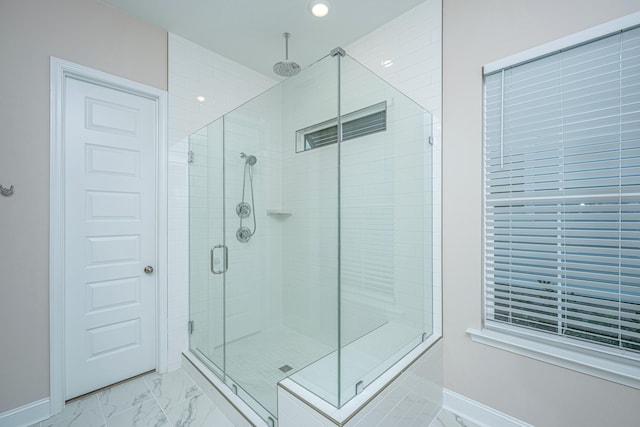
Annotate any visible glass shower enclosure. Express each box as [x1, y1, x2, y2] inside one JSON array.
[[188, 50, 433, 424]]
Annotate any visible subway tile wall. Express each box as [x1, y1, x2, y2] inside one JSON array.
[[345, 0, 443, 337], [167, 34, 277, 370], [279, 58, 434, 378]]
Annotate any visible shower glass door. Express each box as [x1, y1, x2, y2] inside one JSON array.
[[220, 89, 276, 422], [221, 53, 340, 421], [188, 118, 225, 378]]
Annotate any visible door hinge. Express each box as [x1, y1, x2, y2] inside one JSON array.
[[188, 320, 194, 334], [187, 150, 194, 163]]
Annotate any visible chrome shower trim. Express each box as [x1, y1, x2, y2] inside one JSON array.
[[236, 201, 251, 218], [237, 151, 257, 242], [236, 226, 252, 243], [273, 32, 301, 77], [240, 152, 257, 166]]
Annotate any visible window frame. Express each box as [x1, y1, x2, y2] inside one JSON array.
[[470, 11, 640, 389]]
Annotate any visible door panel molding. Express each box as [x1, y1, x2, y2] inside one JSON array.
[[49, 57, 168, 415]]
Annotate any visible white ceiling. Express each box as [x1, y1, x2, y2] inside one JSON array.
[[100, 0, 426, 78]]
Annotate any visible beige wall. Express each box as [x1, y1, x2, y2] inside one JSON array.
[[0, 0, 167, 412], [442, 0, 640, 425]]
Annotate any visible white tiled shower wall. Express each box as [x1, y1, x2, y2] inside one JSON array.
[[345, 0, 443, 336], [183, 83, 286, 369], [279, 58, 433, 349], [167, 34, 277, 369], [219, 86, 286, 342], [167, 0, 442, 370]]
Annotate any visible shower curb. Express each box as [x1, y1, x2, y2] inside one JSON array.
[[182, 352, 267, 427]]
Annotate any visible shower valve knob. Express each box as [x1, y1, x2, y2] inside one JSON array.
[[144, 265, 154, 274]]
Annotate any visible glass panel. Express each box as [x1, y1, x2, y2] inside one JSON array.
[[222, 53, 341, 419], [188, 118, 224, 377], [338, 55, 433, 406], [282, 54, 341, 407]]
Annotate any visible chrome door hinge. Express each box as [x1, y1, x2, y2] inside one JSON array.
[[187, 150, 194, 163], [188, 320, 194, 334]]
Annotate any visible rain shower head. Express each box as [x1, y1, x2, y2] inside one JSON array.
[[273, 61, 301, 77], [273, 32, 301, 77]]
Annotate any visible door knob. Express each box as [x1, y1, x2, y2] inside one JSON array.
[[144, 265, 154, 274]]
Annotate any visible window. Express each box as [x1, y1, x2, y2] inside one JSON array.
[[296, 102, 387, 152], [483, 24, 640, 359]]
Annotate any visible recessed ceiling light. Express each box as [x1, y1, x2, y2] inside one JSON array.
[[382, 59, 394, 68], [196, 95, 206, 102], [309, 1, 330, 18]]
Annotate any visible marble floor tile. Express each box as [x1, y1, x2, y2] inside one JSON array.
[[34, 369, 233, 427], [104, 399, 168, 427], [144, 369, 201, 411], [163, 393, 235, 427], [40, 395, 106, 427], [99, 377, 153, 418]]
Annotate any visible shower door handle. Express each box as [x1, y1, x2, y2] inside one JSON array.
[[210, 244, 228, 274]]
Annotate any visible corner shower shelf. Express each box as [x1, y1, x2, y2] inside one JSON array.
[[266, 209, 292, 217]]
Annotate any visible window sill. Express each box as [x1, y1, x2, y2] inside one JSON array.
[[466, 327, 640, 390]]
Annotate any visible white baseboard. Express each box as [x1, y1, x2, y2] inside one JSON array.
[[443, 389, 532, 427], [0, 398, 50, 427]]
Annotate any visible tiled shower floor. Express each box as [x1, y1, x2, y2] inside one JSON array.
[[194, 323, 426, 417], [220, 327, 334, 416], [32, 369, 233, 427]]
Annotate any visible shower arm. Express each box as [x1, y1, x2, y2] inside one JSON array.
[[285, 32, 290, 60]]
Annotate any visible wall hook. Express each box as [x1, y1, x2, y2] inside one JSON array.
[[0, 185, 14, 196]]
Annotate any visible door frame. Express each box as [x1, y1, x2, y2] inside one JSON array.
[[49, 57, 168, 414]]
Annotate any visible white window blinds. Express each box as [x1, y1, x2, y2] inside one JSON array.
[[483, 25, 640, 355]]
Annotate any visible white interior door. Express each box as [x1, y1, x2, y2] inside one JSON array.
[[64, 76, 157, 399]]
